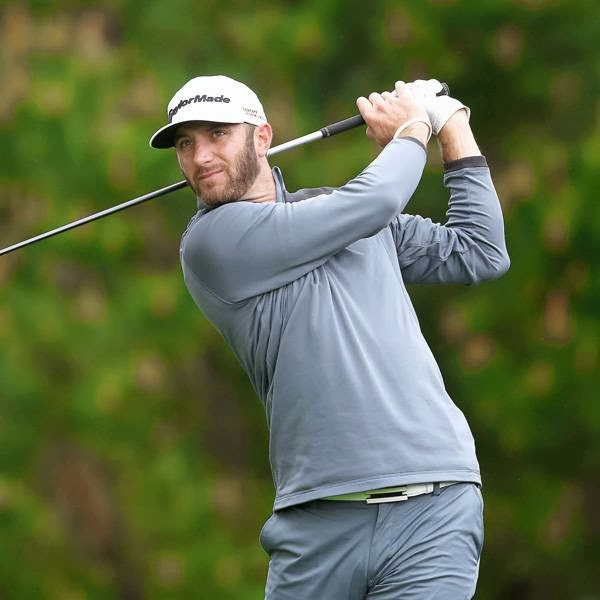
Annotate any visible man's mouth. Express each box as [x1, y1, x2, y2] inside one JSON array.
[[198, 169, 223, 181]]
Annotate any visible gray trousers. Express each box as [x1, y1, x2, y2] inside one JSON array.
[[260, 482, 483, 599]]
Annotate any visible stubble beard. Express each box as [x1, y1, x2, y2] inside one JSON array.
[[187, 127, 261, 208]]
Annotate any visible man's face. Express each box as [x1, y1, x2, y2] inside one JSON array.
[[174, 122, 260, 208]]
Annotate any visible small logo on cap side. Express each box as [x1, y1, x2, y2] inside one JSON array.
[[243, 107, 262, 119], [168, 94, 231, 122]]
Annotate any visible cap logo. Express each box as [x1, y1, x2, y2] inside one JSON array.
[[168, 94, 231, 122], [243, 107, 261, 119]]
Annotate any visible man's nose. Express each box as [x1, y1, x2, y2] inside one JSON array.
[[192, 142, 214, 164]]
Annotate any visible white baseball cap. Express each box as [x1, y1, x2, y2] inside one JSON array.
[[149, 75, 267, 149]]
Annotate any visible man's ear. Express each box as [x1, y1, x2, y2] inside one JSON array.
[[254, 123, 273, 158]]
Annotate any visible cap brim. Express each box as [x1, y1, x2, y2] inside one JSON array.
[[149, 122, 180, 149], [149, 115, 251, 149]]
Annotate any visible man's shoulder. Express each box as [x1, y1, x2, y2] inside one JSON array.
[[285, 186, 336, 203], [181, 201, 261, 234]]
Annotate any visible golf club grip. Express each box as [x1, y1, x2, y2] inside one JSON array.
[[320, 82, 450, 138]]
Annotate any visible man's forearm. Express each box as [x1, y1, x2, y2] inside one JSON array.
[[437, 110, 481, 162]]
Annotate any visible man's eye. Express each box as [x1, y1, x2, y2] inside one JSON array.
[[177, 139, 192, 149], [212, 129, 226, 138]]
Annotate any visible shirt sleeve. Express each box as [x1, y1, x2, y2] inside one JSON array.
[[390, 156, 510, 285], [181, 138, 426, 303]]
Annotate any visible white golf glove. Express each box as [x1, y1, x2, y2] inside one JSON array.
[[406, 79, 470, 135]]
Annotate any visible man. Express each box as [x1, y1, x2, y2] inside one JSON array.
[[150, 74, 509, 599]]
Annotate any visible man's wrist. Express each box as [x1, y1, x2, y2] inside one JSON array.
[[439, 108, 469, 133], [393, 119, 432, 146], [437, 110, 480, 161]]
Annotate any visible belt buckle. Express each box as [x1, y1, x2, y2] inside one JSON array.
[[365, 487, 409, 504]]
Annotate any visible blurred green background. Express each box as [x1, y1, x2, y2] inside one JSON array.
[[1, 1, 599, 598]]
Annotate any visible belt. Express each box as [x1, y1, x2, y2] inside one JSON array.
[[325, 482, 459, 504]]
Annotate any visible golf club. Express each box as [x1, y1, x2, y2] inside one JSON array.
[[1, 83, 449, 256]]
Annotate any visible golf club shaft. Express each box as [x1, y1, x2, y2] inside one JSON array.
[[1, 83, 449, 256], [0, 120, 363, 256]]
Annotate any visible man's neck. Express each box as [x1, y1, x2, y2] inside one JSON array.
[[245, 162, 277, 204]]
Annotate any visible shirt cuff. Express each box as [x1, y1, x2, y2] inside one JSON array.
[[444, 155, 488, 173], [400, 136, 427, 153]]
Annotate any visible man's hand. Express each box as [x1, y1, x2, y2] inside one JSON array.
[[408, 79, 470, 136], [356, 81, 431, 148]]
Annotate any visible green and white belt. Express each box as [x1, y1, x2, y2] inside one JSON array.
[[325, 482, 459, 504]]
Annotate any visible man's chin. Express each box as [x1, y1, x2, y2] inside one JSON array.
[[197, 191, 237, 208], [193, 183, 227, 207], [199, 184, 253, 208], [202, 197, 229, 208]]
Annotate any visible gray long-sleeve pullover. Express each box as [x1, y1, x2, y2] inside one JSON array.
[[180, 138, 510, 510]]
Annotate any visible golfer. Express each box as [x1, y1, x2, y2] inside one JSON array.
[[150, 75, 509, 599]]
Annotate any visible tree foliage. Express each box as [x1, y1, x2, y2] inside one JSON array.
[[1, 1, 599, 598]]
